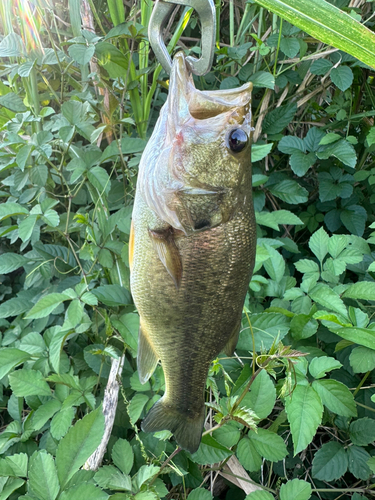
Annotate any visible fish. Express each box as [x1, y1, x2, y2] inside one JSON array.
[[129, 51, 256, 454]]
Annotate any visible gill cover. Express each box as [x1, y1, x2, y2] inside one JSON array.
[[137, 52, 253, 233]]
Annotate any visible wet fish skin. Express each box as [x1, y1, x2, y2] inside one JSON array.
[[130, 52, 256, 453]]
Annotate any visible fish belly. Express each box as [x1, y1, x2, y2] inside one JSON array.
[[130, 191, 256, 452]]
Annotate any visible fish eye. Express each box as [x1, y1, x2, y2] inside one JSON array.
[[228, 129, 248, 153]]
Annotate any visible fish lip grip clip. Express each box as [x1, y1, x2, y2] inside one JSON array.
[[149, 0, 216, 76]]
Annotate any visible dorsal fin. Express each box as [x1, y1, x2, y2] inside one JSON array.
[[149, 227, 182, 289]]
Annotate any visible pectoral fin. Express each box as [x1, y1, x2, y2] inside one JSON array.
[[224, 316, 242, 356], [149, 227, 182, 289], [137, 321, 159, 384]]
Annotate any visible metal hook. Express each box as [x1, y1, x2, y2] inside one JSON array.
[[149, 0, 216, 76]]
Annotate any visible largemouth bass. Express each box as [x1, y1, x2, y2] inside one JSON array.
[[129, 52, 256, 453]]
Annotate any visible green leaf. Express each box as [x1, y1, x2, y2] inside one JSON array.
[[330, 66, 354, 92], [285, 384, 323, 455], [55, 406, 105, 488], [349, 418, 375, 446], [0, 478, 25, 499], [249, 428, 287, 462], [263, 245, 285, 282], [134, 464, 160, 489], [0, 32, 24, 57], [68, 44, 95, 65], [187, 488, 213, 500], [87, 166, 111, 194], [236, 437, 262, 472], [5, 453, 28, 477], [0, 349, 31, 379], [278, 136, 305, 154], [367, 456, 375, 474], [0, 253, 28, 274], [213, 422, 240, 448], [280, 37, 300, 57], [243, 369, 275, 420], [349, 346, 375, 373], [189, 435, 232, 465], [18, 214, 38, 242], [309, 283, 348, 319], [60, 483, 109, 500], [347, 446, 371, 480], [249, 71, 275, 89], [29, 451, 59, 500], [310, 59, 333, 75], [343, 282, 375, 301], [308, 357, 342, 379], [0, 203, 28, 223], [31, 399, 62, 431], [112, 439, 134, 475], [312, 441, 348, 481], [43, 209, 60, 227], [244, 491, 275, 500], [333, 326, 375, 351], [268, 180, 308, 204], [238, 312, 290, 351], [0, 93, 27, 112], [289, 151, 316, 177], [317, 140, 357, 168], [9, 369, 52, 397], [92, 285, 132, 307], [279, 478, 312, 500], [26, 293, 70, 319], [51, 407, 75, 440], [252, 0, 375, 69], [263, 103, 297, 134], [251, 144, 273, 163], [127, 393, 149, 425], [309, 227, 329, 262], [94, 465, 132, 491], [312, 379, 356, 417]]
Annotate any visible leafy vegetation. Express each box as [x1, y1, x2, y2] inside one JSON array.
[[1, 0, 375, 499]]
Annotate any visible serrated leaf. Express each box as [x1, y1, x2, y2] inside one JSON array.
[[134, 464, 160, 489], [249, 428, 287, 462], [0, 92, 27, 112], [268, 180, 308, 204], [349, 418, 375, 446], [279, 478, 312, 500], [333, 326, 375, 351], [312, 441, 348, 481], [43, 209, 60, 227], [94, 465, 132, 491], [0, 203, 29, 223], [112, 439, 134, 475], [238, 312, 290, 351], [263, 103, 297, 134], [278, 136, 305, 154], [87, 166, 111, 194], [236, 437, 262, 472], [347, 446, 371, 480], [251, 144, 273, 163], [29, 451, 59, 500], [31, 399, 62, 431], [0, 253, 28, 274], [290, 151, 316, 177], [0, 348, 31, 379], [309, 357, 342, 379], [127, 393, 149, 425], [263, 245, 285, 283], [310, 59, 333, 75], [249, 71, 275, 89], [187, 488, 213, 500], [5, 453, 28, 477], [309, 227, 329, 262], [317, 140, 356, 168], [312, 379, 356, 417], [189, 435, 232, 465], [285, 384, 323, 455], [55, 406, 105, 488], [59, 483, 109, 500], [26, 293, 70, 319], [243, 369, 275, 419], [309, 283, 348, 319], [68, 44, 95, 65], [330, 66, 354, 91], [343, 282, 375, 301], [92, 285, 132, 307], [9, 369, 52, 397], [349, 346, 375, 373], [51, 407, 75, 440]]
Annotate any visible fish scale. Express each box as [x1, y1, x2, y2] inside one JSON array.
[[130, 52, 256, 453]]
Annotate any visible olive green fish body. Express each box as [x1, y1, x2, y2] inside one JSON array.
[[130, 53, 255, 453]]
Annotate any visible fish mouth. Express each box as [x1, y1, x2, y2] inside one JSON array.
[[169, 51, 253, 124]]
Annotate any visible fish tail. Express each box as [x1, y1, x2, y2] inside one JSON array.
[[141, 397, 205, 454]]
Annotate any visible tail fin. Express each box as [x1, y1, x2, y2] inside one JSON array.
[[141, 397, 205, 454]]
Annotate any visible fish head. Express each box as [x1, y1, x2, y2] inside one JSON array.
[[138, 51, 253, 233]]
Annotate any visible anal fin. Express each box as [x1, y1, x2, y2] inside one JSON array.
[[138, 321, 159, 384], [149, 227, 182, 289], [224, 315, 242, 356]]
